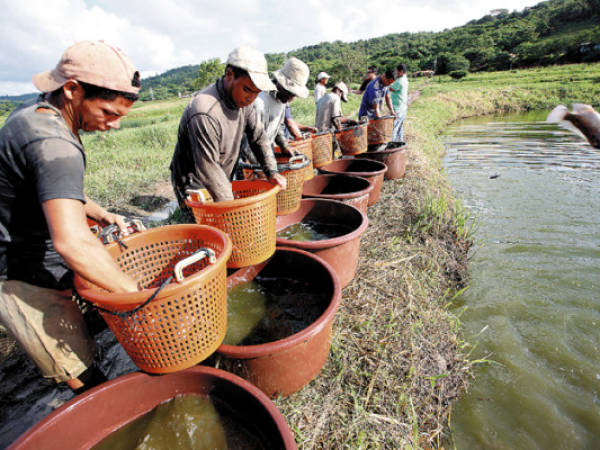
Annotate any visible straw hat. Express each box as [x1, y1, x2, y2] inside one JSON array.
[[33, 40, 140, 94], [334, 81, 349, 102], [272, 57, 309, 98], [226, 46, 275, 91]]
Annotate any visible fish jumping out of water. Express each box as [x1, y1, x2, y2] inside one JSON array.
[[546, 103, 600, 149]]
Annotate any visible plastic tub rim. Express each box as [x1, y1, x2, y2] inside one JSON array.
[[217, 246, 341, 359], [276, 198, 369, 249], [302, 174, 374, 200], [73, 224, 233, 308], [318, 158, 388, 177]]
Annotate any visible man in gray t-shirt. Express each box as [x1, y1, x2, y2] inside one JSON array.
[[315, 82, 356, 132], [0, 41, 141, 393]]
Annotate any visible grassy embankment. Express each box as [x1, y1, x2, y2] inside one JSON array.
[[1, 63, 598, 446]]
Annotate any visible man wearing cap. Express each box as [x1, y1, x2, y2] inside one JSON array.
[[170, 46, 286, 205], [0, 40, 141, 392], [251, 57, 311, 155], [358, 68, 396, 120], [315, 81, 356, 132], [314, 72, 329, 103]]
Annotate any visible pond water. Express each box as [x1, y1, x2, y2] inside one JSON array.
[[443, 111, 600, 449]]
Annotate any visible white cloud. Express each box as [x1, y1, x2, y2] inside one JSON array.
[[0, 0, 542, 95]]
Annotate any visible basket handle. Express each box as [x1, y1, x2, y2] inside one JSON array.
[[186, 189, 213, 203], [173, 248, 217, 282], [98, 219, 146, 248]]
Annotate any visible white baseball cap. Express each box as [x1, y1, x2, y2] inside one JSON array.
[[334, 81, 349, 102], [317, 72, 330, 81], [226, 46, 275, 91]]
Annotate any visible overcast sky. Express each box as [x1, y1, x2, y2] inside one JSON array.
[[0, 0, 542, 96]]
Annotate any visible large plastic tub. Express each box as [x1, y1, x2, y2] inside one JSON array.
[[10, 366, 297, 450], [356, 142, 407, 179], [302, 174, 373, 214], [317, 158, 388, 206], [218, 247, 341, 397], [276, 199, 368, 288]]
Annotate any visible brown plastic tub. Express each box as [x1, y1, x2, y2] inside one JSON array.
[[275, 199, 368, 288], [218, 247, 341, 397], [356, 142, 407, 179], [317, 158, 388, 206], [10, 366, 297, 450], [302, 174, 374, 214]]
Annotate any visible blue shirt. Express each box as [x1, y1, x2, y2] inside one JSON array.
[[358, 77, 388, 119], [283, 105, 292, 139]]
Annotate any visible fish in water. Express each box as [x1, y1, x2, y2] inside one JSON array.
[[546, 103, 600, 148]]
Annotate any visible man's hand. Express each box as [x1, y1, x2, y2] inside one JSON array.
[[269, 173, 287, 190], [281, 145, 296, 157], [100, 212, 130, 235]]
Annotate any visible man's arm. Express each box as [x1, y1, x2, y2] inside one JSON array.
[[245, 107, 287, 189], [385, 92, 394, 115], [373, 103, 382, 119], [43, 199, 138, 293], [83, 195, 129, 233]]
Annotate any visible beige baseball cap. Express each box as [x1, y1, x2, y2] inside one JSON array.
[[33, 40, 140, 94], [226, 46, 275, 91], [334, 81, 349, 102]]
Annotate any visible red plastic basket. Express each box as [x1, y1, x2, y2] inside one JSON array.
[[185, 180, 280, 268], [74, 224, 232, 374]]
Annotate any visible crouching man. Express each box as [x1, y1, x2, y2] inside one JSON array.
[[0, 41, 141, 392]]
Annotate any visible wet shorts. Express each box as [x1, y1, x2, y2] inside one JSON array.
[[0, 280, 95, 383]]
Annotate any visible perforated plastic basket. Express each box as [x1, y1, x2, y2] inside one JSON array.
[[311, 131, 333, 168], [288, 136, 314, 180], [185, 180, 280, 268], [242, 155, 309, 216], [335, 123, 368, 155], [367, 115, 394, 145], [73, 224, 232, 374]]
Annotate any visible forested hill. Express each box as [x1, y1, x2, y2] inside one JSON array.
[[2, 0, 599, 105], [139, 0, 599, 100]]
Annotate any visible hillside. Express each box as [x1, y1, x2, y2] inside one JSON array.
[[139, 0, 600, 100], [2, 0, 599, 105]]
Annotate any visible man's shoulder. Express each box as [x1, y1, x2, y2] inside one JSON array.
[[187, 83, 223, 115], [1, 99, 81, 152]]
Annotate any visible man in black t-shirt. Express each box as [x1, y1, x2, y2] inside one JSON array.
[[0, 41, 141, 392]]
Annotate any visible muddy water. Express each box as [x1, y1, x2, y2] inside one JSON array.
[[224, 277, 328, 346], [276, 220, 354, 241], [93, 394, 265, 450], [443, 111, 600, 449]]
